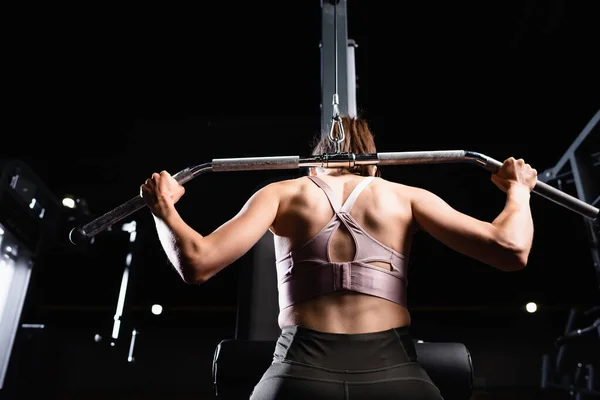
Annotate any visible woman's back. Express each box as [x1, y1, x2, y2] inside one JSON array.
[[271, 173, 417, 333], [140, 113, 535, 400]]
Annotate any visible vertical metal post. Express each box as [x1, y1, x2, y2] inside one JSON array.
[[347, 39, 358, 119], [321, 0, 356, 138]]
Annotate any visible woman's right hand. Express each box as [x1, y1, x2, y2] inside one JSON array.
[[491, 157, 538, 194]]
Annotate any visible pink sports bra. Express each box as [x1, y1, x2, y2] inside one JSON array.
[[275, 175, 408, 310]]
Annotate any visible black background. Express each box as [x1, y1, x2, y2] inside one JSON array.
[[2, 1, 600, 397]]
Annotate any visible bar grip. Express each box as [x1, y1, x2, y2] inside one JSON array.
[[377, 150, 468, 165], [478, 155, 599, 221], [74, 195, 145, 240], [69, 165, 211, 244], [212, 156, 300, 171]]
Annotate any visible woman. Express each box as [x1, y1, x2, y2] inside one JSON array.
[[140, 116, 537, 399]]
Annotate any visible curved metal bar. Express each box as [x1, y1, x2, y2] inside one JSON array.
[[462, 152, 599, 220], [69, 163, 213, 245], [69, 150, 599, 245]]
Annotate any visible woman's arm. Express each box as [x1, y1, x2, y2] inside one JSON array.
[[141, 171, 280, 283], [409, 157, 537, 271]]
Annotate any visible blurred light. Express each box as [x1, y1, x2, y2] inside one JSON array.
[[62, 197, 76, 209], [122, 221, 137, 243], [3, 245, 17, 260], [122, 221, 137, 233], [525, 302, 538, 313], [61, 195, 90, 215], [151, 304, 163, 315], [417, 340, 424, 343]]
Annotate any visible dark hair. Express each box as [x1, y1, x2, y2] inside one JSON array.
[[311, 115, 379, 177]]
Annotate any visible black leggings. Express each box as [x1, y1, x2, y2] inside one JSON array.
[[249, 325, 444, 400]]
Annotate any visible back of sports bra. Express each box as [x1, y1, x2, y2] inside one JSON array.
[[275, 176, 408, 310]]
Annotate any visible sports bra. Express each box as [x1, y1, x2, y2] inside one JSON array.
[[274, 175, 408, 310]]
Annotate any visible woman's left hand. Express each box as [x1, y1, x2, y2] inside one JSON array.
[[140, 170, 185, 218]]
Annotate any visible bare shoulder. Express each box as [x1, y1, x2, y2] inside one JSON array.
[[372, 177, 423, 200], [264, 175, 311, 189], [256, 175, 312, 197]]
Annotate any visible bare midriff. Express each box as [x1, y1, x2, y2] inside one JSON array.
[[278, 291, 411, 334]]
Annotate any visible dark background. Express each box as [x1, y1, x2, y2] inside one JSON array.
[[2, 1, 600, 398]]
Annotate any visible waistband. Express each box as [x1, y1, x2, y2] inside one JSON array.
[[273, 325, 417, 371]]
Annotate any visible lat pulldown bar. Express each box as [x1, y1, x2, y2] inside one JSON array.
[[69, 150, 600, 245]]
